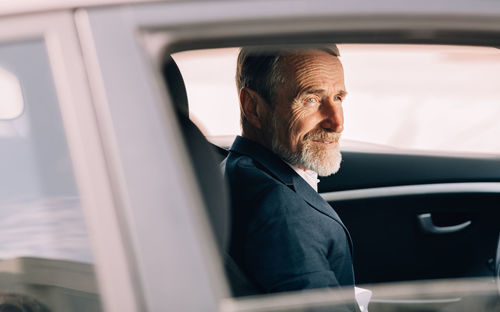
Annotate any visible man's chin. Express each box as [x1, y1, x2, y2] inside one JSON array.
[[315, 153, 342, 177], [272, 140, 342, 176], [300, 148, 342, 177]]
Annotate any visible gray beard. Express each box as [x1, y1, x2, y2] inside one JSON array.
[[270, 121, 342, 177]]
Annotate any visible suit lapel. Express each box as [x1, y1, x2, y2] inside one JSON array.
[[229, 136, 353, 254], [291, 175, 354, 254], [292, 174, 343, 224]]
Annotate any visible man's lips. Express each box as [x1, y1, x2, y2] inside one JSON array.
[[304, 130, 341, 146], [312, 139, 336, 145]]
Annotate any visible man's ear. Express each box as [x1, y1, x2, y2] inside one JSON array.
[[240, 87, 267, 129]]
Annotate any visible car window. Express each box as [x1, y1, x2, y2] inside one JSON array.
[[138, 1, 500, 308], [0, 67, 23, 120], [0, 39, 102, 312], [166, 43, 500, 311], [173, 45, 500, 155]]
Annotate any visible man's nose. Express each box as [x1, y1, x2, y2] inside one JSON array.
[[319, 100, 344, 133]]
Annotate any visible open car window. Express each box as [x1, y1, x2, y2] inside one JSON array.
[[158, 43, 500, 311], [173, 45, 500, 155]]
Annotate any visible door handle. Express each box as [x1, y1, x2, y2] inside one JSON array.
[[417, 213, 471, 234]]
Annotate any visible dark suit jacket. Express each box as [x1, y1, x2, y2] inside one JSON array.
[[224, 136, 355, 300]]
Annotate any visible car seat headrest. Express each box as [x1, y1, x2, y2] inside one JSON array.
[[162, 56, 189, 116]]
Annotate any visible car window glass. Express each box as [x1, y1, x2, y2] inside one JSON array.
[[0, 39, 102, 311], [173, 45, 500, 155]]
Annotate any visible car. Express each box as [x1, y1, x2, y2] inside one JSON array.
[[0, 0, 499, 311]]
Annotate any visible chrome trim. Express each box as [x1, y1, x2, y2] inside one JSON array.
[[321, 182, 500, 202], [417, 213, 471, 234], [371, 298, 461, 304]]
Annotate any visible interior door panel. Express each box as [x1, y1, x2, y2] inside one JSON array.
[[319, 152, 500, 193], [319, 151, 500, 285]]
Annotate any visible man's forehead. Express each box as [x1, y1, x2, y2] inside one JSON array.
[[280, 50, 342, 75], [279, 51, 344, 86]]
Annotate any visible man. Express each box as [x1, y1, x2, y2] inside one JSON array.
[[223, 45, 355, 307]]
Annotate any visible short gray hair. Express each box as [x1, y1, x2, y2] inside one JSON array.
[[236, 45, 340, 130]]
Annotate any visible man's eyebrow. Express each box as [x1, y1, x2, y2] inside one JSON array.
[[304, 88, 325, 94], [304, 89, 348, 97]]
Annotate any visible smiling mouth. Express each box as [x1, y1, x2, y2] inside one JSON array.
[[312, 140, 336, 145]]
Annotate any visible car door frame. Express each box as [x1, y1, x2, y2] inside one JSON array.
[[77, 0, 500, 311], [0, 10, 143, 312]]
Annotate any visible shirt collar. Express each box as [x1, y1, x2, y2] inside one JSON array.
[[284, 161, 320, 192]]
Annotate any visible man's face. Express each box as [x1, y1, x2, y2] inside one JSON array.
[[267, 50, 346, 176]]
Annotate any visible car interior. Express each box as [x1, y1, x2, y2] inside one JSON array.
[[160, 44, 500, 311]]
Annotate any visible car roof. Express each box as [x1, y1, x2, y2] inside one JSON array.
[[2, 0, 500, 18], [0, 0, 163, 17]]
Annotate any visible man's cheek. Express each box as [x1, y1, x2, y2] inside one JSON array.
[[289, 133, 304, 153]]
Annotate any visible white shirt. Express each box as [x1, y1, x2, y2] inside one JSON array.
[[285, 161, 320, 192]]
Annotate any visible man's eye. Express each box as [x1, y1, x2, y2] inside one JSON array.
[[305, 97, 319, 105], [333, 95, 343, 102]]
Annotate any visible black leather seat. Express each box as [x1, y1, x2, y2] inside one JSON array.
[[161, 56, 260, 296]]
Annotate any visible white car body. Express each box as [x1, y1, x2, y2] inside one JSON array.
[[0, 1, 499, 311]]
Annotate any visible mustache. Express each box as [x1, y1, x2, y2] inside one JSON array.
[[303, 130, 341, 142]]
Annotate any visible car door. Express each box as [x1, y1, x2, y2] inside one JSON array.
[[312, 42, 500, 287], [0, 10, 126, 312], [319, 150, 500, 284], [78, 0, 500, 311]]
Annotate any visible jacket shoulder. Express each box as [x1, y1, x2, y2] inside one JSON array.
[[225, 152, 284, 189]]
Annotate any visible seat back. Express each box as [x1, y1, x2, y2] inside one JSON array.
[[161, 56, 260, 296], [162, 56, 229, 251]]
